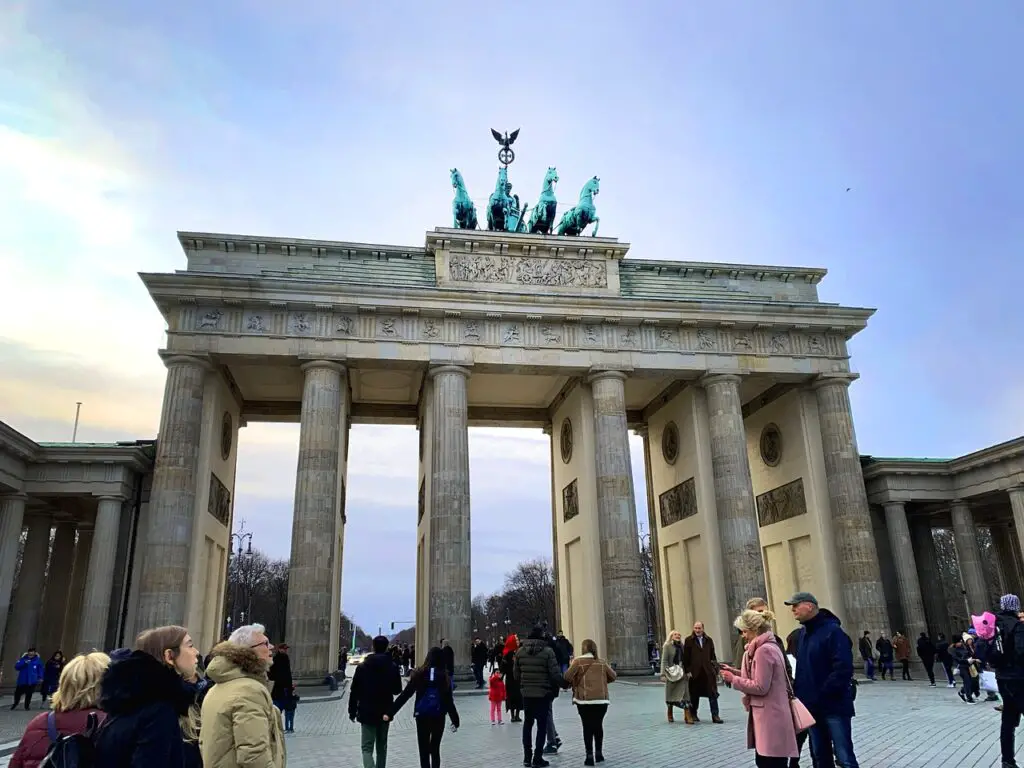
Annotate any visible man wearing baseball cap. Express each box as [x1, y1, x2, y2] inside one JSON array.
[[786, 592, 860, 767]]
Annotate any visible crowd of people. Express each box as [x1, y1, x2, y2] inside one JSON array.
[[8, 591, 1024, 768]]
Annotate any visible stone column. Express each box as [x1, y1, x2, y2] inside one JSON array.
[[587, 370, 650, 673], [638, 426, 665, 641], [37, 521, 78, 656], [811, 374, 888, 638], [0, 493, 27, 657], [286, 360, 347, 680], [909, 519, 949, 636], [950, 500, 988, 612], [883, 502, 928, 640], [991, 524, 1021, 597], [3, 515, 51, 671], [700, 373, 766, 618], [1010, 488, 1024, 596], [78, 497, 124, 652], [427, 365, 472, 678], [62, 528, 93, 653], [543, 424, 562, 629], [135, 354, 209, 630]]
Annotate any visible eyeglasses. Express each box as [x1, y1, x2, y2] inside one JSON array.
[[250, 640, 271, 649]]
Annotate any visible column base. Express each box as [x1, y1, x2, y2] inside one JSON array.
[[610, 664, 656, 678]]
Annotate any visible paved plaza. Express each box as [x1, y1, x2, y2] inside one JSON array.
[[0, 676, 1016, 767]]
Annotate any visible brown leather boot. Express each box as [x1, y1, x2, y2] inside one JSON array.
[[666, 705, 674, 723], [712, 715, 724, 724], [683, 708, 696, 725]]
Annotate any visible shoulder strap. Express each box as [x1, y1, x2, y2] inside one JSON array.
[[46, 710, 58, 743]]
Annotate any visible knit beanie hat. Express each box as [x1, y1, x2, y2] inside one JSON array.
[[1001, 594, 1021, 612]]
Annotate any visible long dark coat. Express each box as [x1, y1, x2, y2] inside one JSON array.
[[502, 651, 523, 710], [682, 632, 719, 698]]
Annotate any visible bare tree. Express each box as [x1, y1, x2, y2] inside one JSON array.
[[639, 536, 658, 640]]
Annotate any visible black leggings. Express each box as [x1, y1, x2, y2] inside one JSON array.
[[577, 704, 607, 757], [755, 755, 788, 767], [415, 715, 445, 768], [901, 659, 911, 680]]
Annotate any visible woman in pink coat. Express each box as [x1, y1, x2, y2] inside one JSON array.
[[720, 609, 798, 767]]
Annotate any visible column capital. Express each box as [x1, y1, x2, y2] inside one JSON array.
[[698, 372, 742, 389], [634, 425, 650, 438], [157, 351, 214, 372], [809, 372, 860, 391], [541, 423, 553, 436], [1, 492, 29, 503], [94, 495, 125, 504], [882, 500, 906, 512], [428, 364, 472, 380], [586, 368, 628, 385], [1009, 486, 1024, 498], [950, 498, 970, 509], [299, 359, 347, 375]]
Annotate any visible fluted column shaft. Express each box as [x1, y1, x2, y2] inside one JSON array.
[[1010, 488, 1024, 596], [427, 365, 472, 677], [951, 501, 988, 612], [883, 503, 928, 640], [78, 497, 124, 652], [37, 522, 78, 656], [588, 371, 649, 672], [136, 355, 209, 630], [701, 374, 766, 618], [910, 519, 948, 637], [3, 515, 51, 671], [62, 529, 93, 653], [0, 494, 27, 656], [287, 360, 347, 680], [991, 524, 1021, 596], [812, 375, 888, 637]]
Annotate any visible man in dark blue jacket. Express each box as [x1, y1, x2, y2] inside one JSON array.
[[350, 635, 403, 768], [787, 592, 860, 768]]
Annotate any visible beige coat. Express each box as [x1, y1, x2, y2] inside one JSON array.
[[200, 642, 286, 768], [564, 654, 616, 703], [660, 640, 688, 705]]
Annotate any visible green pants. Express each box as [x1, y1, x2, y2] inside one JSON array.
[[360, 722, 390, 768]]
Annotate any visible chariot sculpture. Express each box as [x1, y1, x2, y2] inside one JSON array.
[[447, 129, 601, 237]]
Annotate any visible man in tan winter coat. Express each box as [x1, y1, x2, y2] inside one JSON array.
[[201, 624, 286, 768]]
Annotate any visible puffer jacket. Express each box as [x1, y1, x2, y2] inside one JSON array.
[[11, 709, 105, 768], [564, 654, 616, 704], [514, 637, 562, 700], [200, 642, 285, 768], [94, 651, 200, 768]]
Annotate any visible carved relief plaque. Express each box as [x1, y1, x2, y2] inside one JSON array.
[[759, 423, 783, 467], [208, 473, 231, 527], [418, 479, 425, 524], [560, 419, 573, 464], [659, 477, 697, 528], [448, 253, 607, 288], [756, 478, 807, 527], [220, 411, 233, 460], [562, 478, 579, 522], [661, 421, 679, 465]]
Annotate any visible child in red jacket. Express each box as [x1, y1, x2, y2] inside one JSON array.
[[488, 670, 506, 724]]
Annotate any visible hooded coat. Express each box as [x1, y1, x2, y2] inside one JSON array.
[[513, 634, 562, 700], [94, 651, 199, 768], [200, 642, 285, 768], [501, 635, 523, 710], [792, 608, 855, 719]]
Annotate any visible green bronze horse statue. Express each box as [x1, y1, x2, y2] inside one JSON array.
[[557, 176, 600, 236], [527, 166, 559, 235], [488, 166, 519, 231], [450, 168, 478, 230]]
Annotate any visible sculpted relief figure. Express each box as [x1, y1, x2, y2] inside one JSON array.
[[448, 253, 606, 288]]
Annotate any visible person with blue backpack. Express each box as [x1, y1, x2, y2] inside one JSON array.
[[386, 646, 460, 768]]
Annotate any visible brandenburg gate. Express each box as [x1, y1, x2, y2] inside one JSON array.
[[137, 214, 886, 678]]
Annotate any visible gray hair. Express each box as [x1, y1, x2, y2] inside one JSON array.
[[228, 623, 267, 647]]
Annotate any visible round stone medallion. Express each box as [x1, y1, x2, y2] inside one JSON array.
[[221, 411, 233, 460], [760, 423, 783, 467], [662, 421, 680, 465], [560, 418, 573, 464]]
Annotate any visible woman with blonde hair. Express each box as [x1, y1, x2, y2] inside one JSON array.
[[564, 639, 617, 766], [660, 630, 689, 723], [94, 625, 203, 768], [10, 652, 110, 768], [720, 610, 799, 767]]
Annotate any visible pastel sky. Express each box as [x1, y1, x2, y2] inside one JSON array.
[[2, 2, 1022, 635]]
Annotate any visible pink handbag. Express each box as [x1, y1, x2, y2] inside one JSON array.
[[784, 671, 816, 733]]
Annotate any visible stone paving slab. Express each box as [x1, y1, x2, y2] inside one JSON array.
[[0, 678, 1017, 767]]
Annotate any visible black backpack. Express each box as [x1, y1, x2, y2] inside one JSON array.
[[40, 711, 100, 768]]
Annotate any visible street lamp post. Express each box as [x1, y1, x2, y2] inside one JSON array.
[[227, 521, 254, 633]]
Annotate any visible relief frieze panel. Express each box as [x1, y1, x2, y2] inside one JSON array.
[[755, 478, 807, 528], [659, 477, 697, 528], [448, 253, 608, 288], [187, 304, 844, 360]]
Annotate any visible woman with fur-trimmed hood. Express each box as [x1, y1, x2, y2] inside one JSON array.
[[200, 624, 285, 768]]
